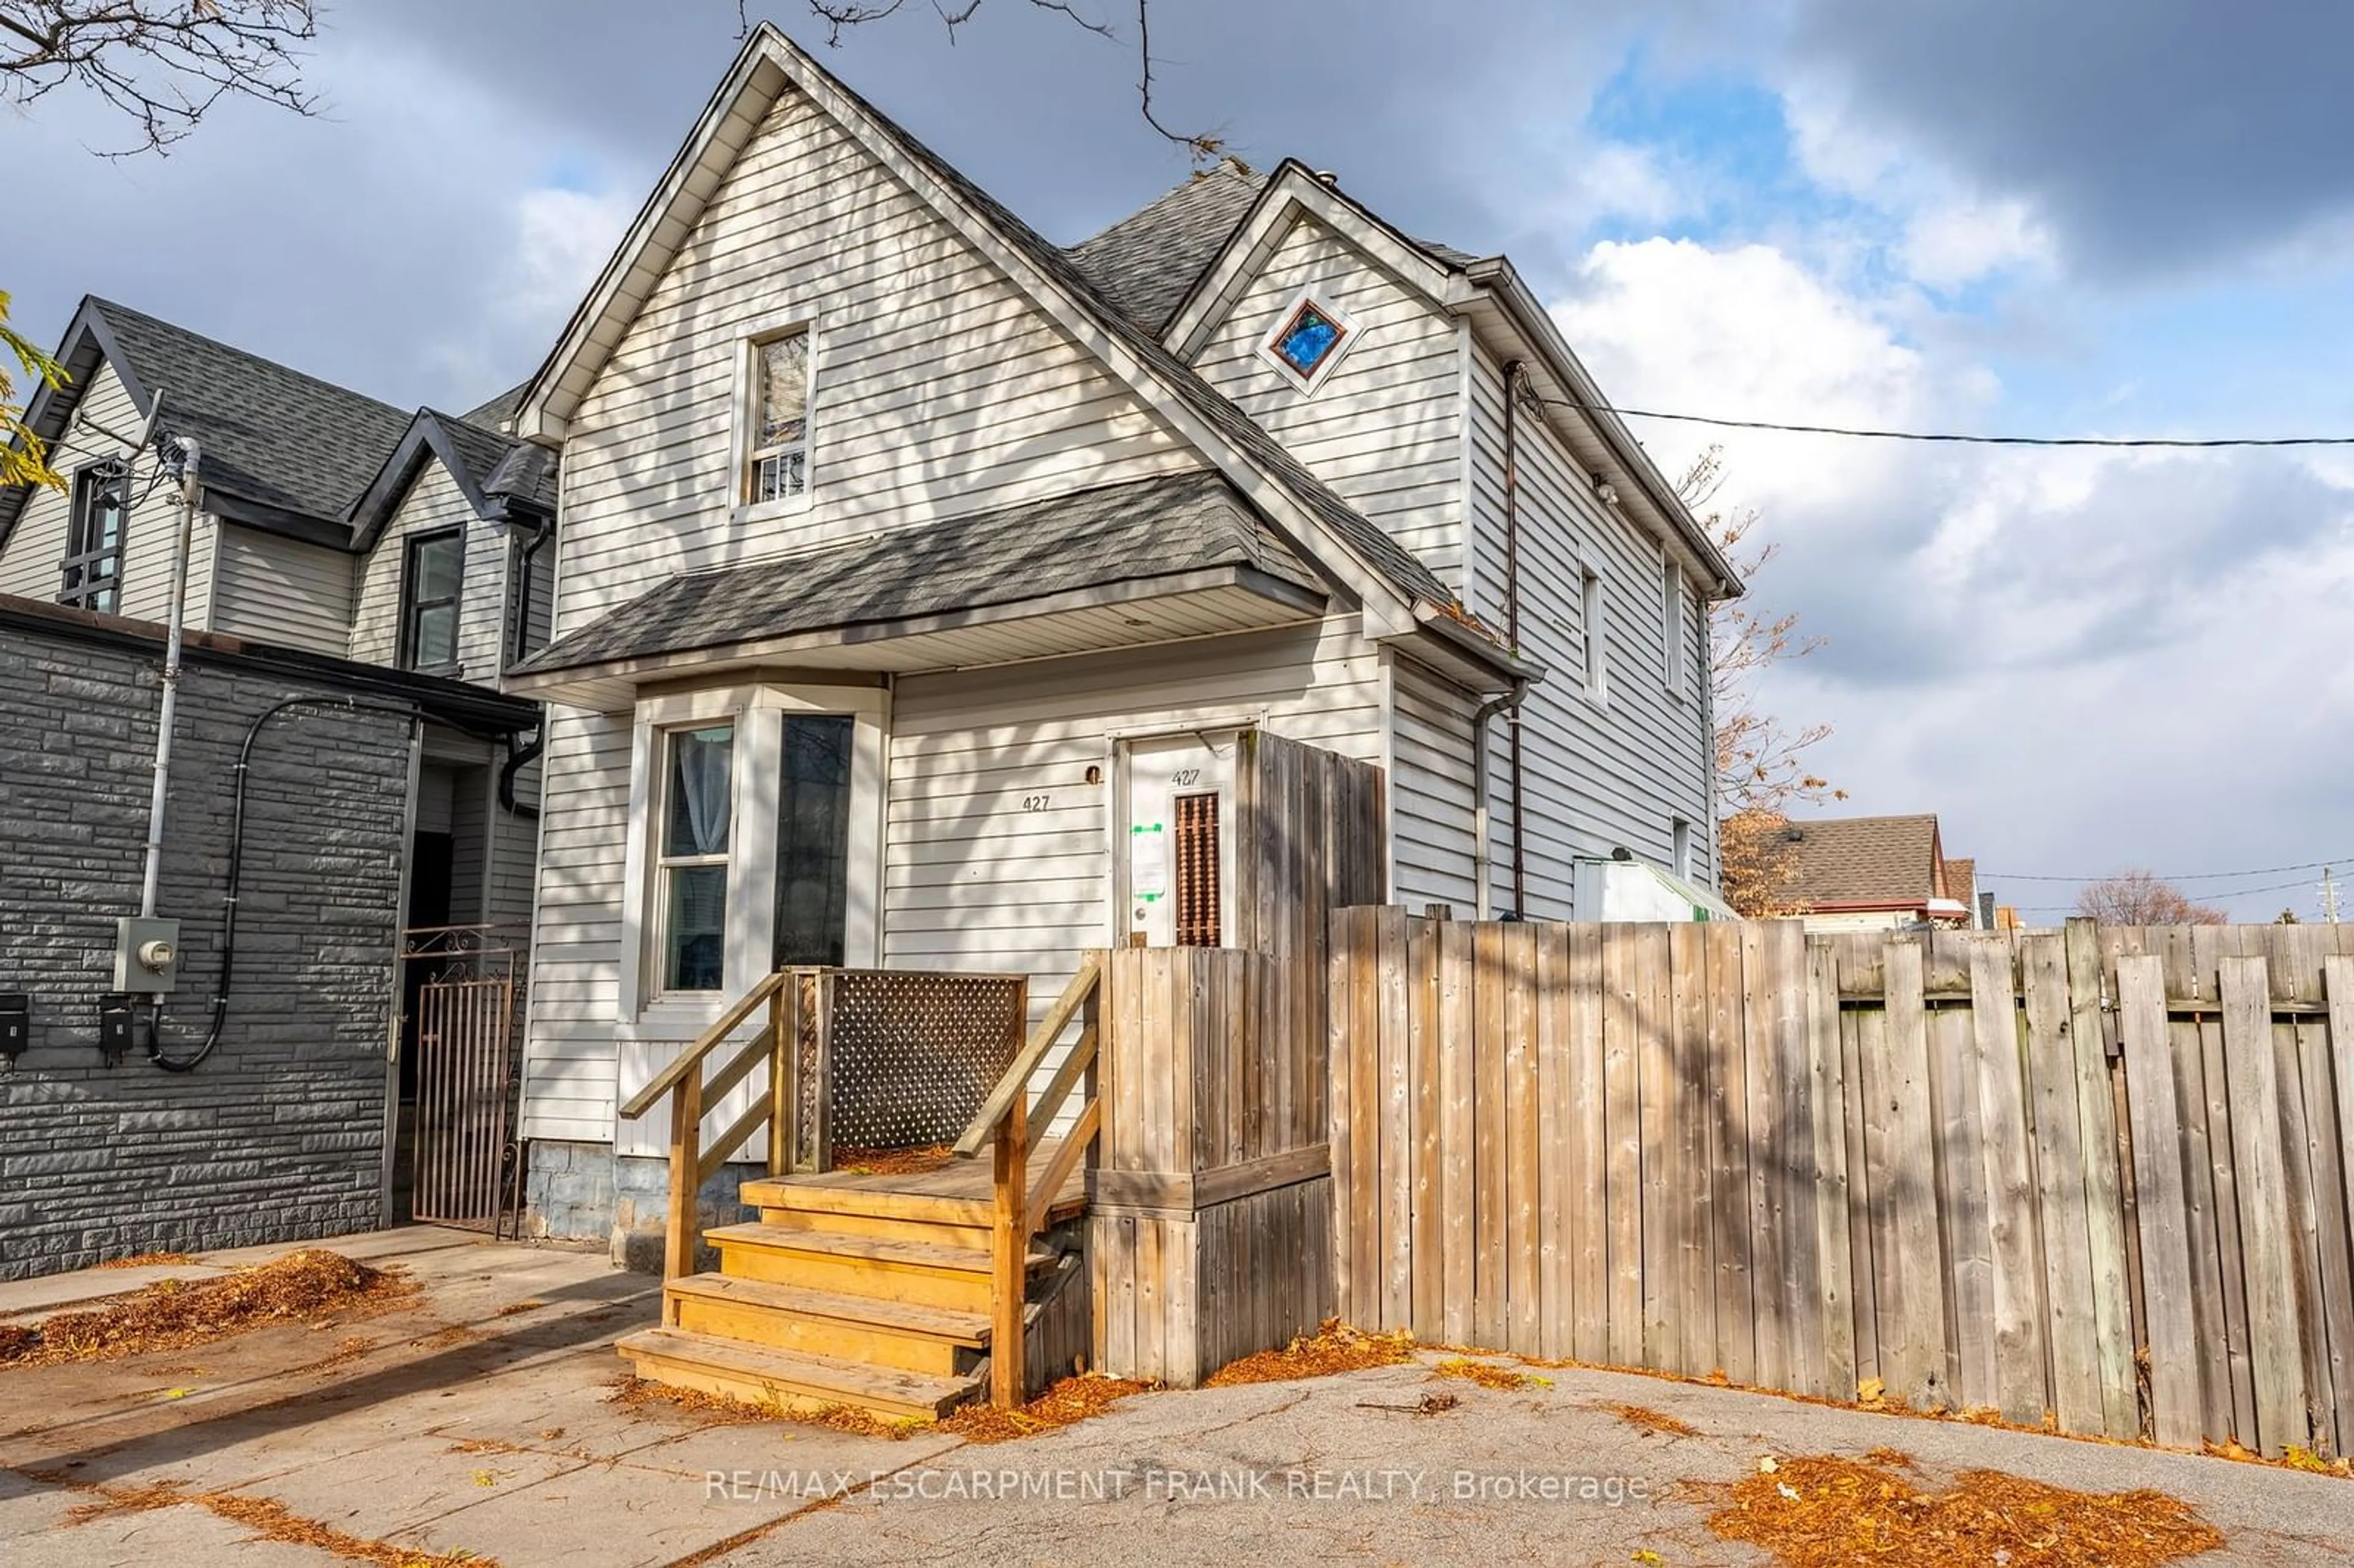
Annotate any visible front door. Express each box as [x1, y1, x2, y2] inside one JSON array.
[[1123, 732, 1238, 948]]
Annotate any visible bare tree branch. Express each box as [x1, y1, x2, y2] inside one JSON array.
[[0, 0, 319, 156], [2074, 871, 2229, 926], [776, 0, 1222, 161]]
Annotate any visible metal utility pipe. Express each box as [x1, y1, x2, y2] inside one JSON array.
[[139, 437, 200, 918], [1501, 360, 1530, 918], [1469, 681, 1528, 921]]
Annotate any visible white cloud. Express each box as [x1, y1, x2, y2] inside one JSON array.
[[504, 186, 638, 320], [1548, 234, 2354, 918], [1900, 196, 2052, 289]]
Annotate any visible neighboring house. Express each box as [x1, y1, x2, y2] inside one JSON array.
[[1771, 813, 1979, 932], [0, 302, 553, 1274], [499, 28, 1740, 1250], [0, 299, 556, 934]]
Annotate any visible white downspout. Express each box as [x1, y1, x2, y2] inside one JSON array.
[[139, 436, 200, 918]]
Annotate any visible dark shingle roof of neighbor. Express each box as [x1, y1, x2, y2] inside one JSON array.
[[91, 299, 414, 525], [1777, 814, 1946, 907], [1066, 162, 1268, 332], [513, 470, 1318, 676]]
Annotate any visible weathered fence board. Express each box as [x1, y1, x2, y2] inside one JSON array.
[[1327, 915, 2354, 1458]]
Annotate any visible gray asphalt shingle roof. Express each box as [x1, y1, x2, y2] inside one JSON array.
[[512, 470, 1317, 676], [1777, 814, 1947, 908], [1067, 162, 1267, 332], [91, 299, 413, 525]]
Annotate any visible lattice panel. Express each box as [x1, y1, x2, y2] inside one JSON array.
[[1175, 791, 1221, 947], [820, 970, 1024, 1155]]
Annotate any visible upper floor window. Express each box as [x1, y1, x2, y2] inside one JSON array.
[[1661, 559, 1688, 699], [747, 329, 811, 504], [400, 528, 464, 670], [1258, 289, 1360, 393], [1580, 567, 1609, 705], [59, 462, 126, 614]]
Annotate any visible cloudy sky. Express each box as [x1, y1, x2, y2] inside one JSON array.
[[10, 1, 2353, 919]]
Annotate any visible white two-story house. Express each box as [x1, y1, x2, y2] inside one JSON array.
[[498, 26, 1739, 1247]]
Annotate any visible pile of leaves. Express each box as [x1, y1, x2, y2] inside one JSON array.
[[1604, 1401, 1701, 1438], [1705, 1451, 2225, 1567], [1431, 1357, 1550, 1393], [829, 1144, 957, 1176], [939, 1372, 1158, 1443], [1205, 1320, 1418, 1386], [0, 1250, 406, 1368], [64, 1480, 492, 1567]]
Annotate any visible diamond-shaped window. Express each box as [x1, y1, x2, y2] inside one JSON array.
[[1272, 301, 1347, 378]]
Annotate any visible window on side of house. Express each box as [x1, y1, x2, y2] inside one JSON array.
[[59, 461, 127, 613], [774, 715, 854, 969], [658, 724, 735, 992], [1661, 558, 1687, 699], [746, 329, 811, 504], [1580, 567, 1609, 704], [400, 528, 465, 670], [1673, 817, 1694, 881]]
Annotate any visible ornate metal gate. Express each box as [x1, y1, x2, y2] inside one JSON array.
[[404, 927, 523, 1232]]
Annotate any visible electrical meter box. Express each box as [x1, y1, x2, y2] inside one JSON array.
[[113, 916, 182, 995]]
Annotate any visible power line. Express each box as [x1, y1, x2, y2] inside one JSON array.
[[1538, 395, 2354, 449], [1983, 856, 2353, 885], [2013, 874, 2325, 913]]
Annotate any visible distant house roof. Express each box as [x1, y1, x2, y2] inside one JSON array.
[[512, 470, 1320, 679], [1775, 813, 1951, 911]]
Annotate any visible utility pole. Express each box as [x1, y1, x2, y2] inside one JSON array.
[[2324, 866, 2343, 925]]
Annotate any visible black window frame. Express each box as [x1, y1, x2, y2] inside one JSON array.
[[398, 527, 466, 671], [59, 460, 128, 614]]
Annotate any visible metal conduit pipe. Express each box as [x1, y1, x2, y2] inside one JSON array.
[[1501, 359, 1531, 918], [150, 696, 425, 1073], [1469, 680, 1528, 921], [139, 437, 200, 918]]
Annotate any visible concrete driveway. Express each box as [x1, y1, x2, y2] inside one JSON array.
[[2, 1229, 2348, 1566]]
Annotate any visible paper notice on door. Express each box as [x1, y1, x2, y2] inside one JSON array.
[[1132, 821, 1168, 897]]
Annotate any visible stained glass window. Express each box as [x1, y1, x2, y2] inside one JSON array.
[[749, 330, 810, 502], [1272, 300, 1346, 378]]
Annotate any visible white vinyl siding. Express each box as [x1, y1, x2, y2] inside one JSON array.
[[1190, 212, 1466, 590], [885, 618, 1382, 985], [350, 461, 512, 680], [552, 85, 1199, 639], [0, 359, 216, 628], [521, 706, 635, 1143], [1386, 654, 1480, 914], [208, 525, 356, 656], [518, 620, 1376, 1144], [1466, 346, 1716, 916]]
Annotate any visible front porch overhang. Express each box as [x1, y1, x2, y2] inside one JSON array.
[[505, 563, 1328, 712]]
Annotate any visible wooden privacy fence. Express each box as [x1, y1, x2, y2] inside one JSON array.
[[1327, 909, 2354, 1458], [1091, 945, 1335, 1387]]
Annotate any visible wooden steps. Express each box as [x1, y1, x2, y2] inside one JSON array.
[[706, 1222, 1053, 1313], [665, 1273, 988, 1375], [620, 1162, 1083, 1423], [617, 1326, 981, 1421]]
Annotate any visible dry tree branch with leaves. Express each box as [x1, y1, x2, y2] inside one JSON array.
[[0, 0, 320, 156], [1680, 446, 1843, 916], [2074, 871, 2228, 926], [1, 2, 323, 484]]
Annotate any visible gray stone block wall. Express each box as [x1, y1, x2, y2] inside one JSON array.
[[525, 1138, 756, 1274], [0, 622, 414, 1279]]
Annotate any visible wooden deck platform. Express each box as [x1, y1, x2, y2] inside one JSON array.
[[737, 1138, 1089, 1225]]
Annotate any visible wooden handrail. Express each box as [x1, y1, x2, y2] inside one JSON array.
[[960, 952, 1107, 1407], [609, 969, 799, 1281], [617, 969, 790, 1121], [954, 953, 1102, 1159]]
